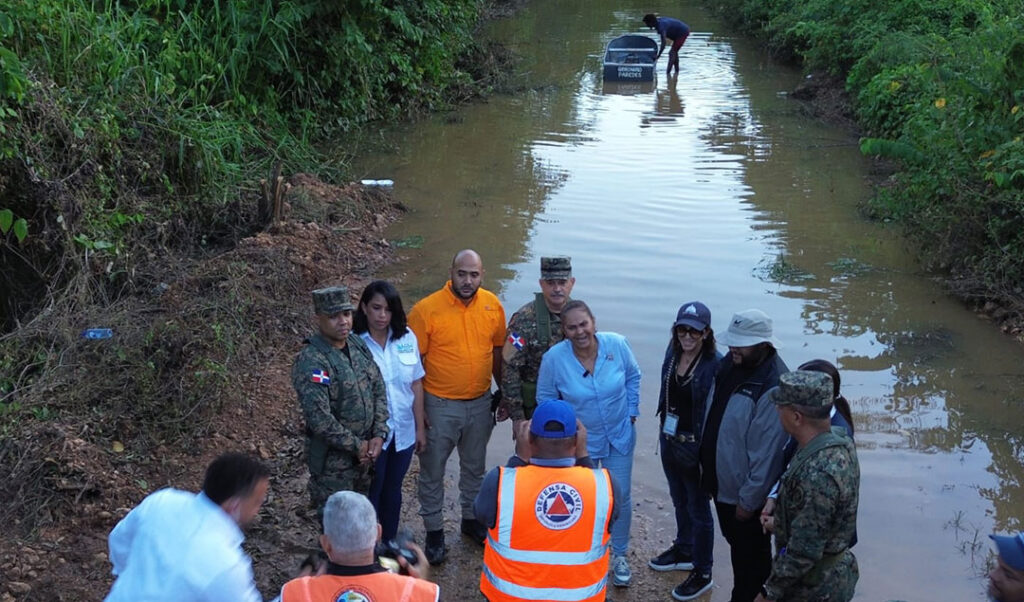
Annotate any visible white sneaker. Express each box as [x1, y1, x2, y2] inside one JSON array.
[[611, 554, 632, 587]]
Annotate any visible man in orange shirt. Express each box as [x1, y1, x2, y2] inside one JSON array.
[[407, 249, 506, 565]]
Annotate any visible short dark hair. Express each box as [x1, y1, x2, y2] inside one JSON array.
[[792, 403, 832, 421], [643, 13, 658, 27], [353, 280, 409, 341], [528, 432, 576, 457], [202, 453, 270, 505], [561, 299, 594, 322]]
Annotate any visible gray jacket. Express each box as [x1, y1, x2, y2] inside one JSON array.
[[702, 354, 788, 512]]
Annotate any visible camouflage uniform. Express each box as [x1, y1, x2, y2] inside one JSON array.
[[763, 371, 860, 602], [501, 256, 571, 421], [291, 286, 389, 509]]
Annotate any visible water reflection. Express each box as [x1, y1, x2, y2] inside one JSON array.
[[350, 0, 1024, 598]]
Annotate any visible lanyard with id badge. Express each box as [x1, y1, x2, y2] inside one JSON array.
[[663, 364, 695, 437]]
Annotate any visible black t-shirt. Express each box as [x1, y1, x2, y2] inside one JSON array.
[[666, 369, 695, 434]]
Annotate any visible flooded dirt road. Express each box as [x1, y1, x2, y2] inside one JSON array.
[[351, 1, 1024, 599]]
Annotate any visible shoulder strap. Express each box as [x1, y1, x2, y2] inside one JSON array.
[[533, 293, 552, 342], [787, 431, 846, 476]]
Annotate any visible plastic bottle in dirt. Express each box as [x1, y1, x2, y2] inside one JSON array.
[[360, 179, 394, 187], [82, 328, 113, 339]]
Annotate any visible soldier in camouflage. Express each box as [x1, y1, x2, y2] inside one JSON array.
[[499, 256, 576, 426], [291, 285, 390, 510], [755, 370, 860, 602]]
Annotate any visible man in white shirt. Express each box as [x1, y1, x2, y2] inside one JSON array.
[[105, 453, 271, 602]]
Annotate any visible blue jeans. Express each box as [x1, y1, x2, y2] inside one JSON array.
[[368, 438, 415, 542], [594, 424, 635, 556], [659, 434, 714, 573]]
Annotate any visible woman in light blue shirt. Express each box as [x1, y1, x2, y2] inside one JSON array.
[[354, 280, 426, 542], [536, 299, 641, 587]]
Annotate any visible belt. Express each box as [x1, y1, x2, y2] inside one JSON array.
[[663, 432, 697, 443]]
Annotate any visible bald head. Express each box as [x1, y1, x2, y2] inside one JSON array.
[[451, 249, 481, 268], [450, 249, 484, 302]]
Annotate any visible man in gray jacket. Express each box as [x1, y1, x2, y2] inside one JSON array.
[[698, 309, 788, 602]]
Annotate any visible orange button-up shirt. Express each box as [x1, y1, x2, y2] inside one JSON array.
[[407, 281, 506, 400]]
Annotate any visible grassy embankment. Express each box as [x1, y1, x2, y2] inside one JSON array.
[[708, 0, 1024, 318], [0, 0, 505, 534]]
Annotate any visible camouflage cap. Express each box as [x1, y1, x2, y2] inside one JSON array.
[[312, 286, 354, 315], [540, 256, 572, 280], [770, 370, 834, 408]]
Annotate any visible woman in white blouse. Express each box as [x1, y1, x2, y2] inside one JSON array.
[[354, 280, 426, 542]]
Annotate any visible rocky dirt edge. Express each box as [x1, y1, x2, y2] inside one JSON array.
[[0, 175, 403, 601]]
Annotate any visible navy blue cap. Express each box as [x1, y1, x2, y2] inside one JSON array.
[[992, 533, 1024, 570], [530, 400, 577, 438], [674, 301, 711, 331]]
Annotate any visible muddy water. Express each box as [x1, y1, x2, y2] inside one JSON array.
[[351, 0, 1024, 599]]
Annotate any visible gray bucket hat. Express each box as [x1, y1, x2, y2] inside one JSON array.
[[312, 286, 354, 315], [719, 309, 782, 348]]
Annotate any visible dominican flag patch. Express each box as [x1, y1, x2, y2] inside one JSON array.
[[508, 332, 525, 350], [311, 370, 330, 385]]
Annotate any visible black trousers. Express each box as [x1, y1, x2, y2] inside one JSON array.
[[715, 501, 772, 602]]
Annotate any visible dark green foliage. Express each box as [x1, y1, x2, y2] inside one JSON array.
[[0, 0, 486, 332], [706, 0, 1024, 301]]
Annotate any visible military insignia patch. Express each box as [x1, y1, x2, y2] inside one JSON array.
[[507, 332, 525, 350], [311, 370, 330, 385], [535, 482, 584, 530]]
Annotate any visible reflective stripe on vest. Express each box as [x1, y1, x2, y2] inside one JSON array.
[[481, 565, 608, 601], [280, 572, 439, 602], [481, 465, 612, 602]]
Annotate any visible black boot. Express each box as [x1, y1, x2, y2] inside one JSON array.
[[461, 518, 487, 546], [424, 529, 447, 565]]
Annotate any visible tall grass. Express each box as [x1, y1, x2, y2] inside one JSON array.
[[0, 0, 482, 249]]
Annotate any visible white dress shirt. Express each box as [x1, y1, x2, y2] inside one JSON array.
[[360, 327, 425, 451], [105, 488, 262, 602]]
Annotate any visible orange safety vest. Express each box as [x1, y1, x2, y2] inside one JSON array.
[[280, 571, 439, 602], [480, 464, 613, 602]]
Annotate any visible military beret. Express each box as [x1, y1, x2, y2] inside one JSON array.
[[770, 370, 833, 408], [540, 256, 572, 280], [312, 286, 354, 315]]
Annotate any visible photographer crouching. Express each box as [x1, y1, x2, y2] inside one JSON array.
[[276, 491, 439, 601]]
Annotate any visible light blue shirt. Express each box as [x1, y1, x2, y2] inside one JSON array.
[[360, 328, 425, 451], [536, 332, 641, 459], [105, 489, 262, 602]]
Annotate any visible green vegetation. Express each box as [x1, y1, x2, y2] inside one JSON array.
[[0, 0, 489, 329], [709, 0, 1024, 304], [0, 0, 510, 536]]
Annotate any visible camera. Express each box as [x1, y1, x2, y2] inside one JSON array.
[[375, 528, 418, 569]]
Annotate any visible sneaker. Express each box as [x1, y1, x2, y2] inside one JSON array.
[[671, 571, 713, 601], [648, 544, 695, 571], [611, 554, 632, 587], [461, 518, 487, 546], [424, 529, 447, 565]]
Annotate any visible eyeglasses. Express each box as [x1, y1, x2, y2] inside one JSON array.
[[676, 327, 704, 338]]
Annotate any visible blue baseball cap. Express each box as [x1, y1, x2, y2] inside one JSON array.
[[530, 400, 577, 438], [991, 533, 1024, 570], [674, 301, 711, 331]]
